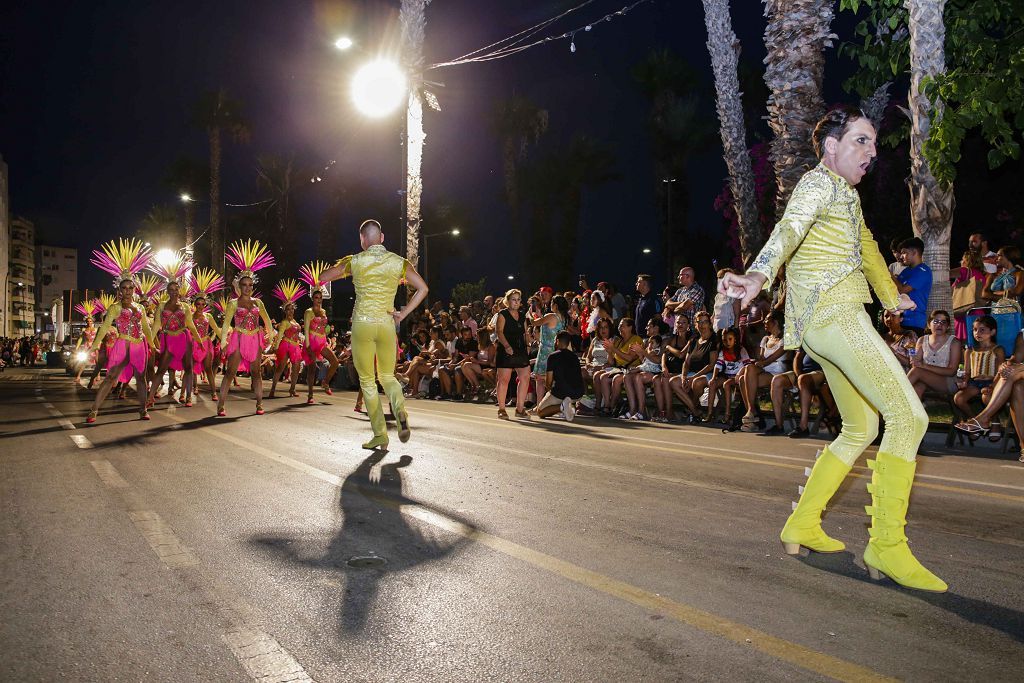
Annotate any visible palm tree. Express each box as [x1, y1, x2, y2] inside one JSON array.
[[255, 155, 305, 279], [633, 49, 715, 277], [491, 94, 549, 214], [907, 0, 953, 312], [163, 157, 210, 264], [400, 0, 429, 271], [192, 88, 250, 270], [702, 0, 760, 264], [762, 0, 834, 215]]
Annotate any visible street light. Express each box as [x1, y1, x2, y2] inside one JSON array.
[[155, 248, 177, 268], [422, 228, 460, 302], [642, 247, 652, 254], [180, 193, 192, 202], [507, 274, 515, 281], [351, 59, 407, 118], [334, 36, 354, 50]]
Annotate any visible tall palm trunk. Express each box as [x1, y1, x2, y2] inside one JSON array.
[[762, 0, 834, 216], [208, 127, 223, 272], [184, 200, 195, 262], [703, 0, 760, 264], [400, 0, 429, 271], [907, 0, 953, 313]]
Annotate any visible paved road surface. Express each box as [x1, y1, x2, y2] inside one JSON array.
[[2, 368, 1022, 682]]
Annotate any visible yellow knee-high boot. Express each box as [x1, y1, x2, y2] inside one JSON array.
[[863, 452, 947, 592], [780, 448, 851, 554]]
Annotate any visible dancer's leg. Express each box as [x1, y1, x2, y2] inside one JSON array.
[[322, 346, 340, 389], [90, 360, 129, 417], [372, 323, 407, 439], [218, 352, 241, 413], [351, 322, 387, 443]]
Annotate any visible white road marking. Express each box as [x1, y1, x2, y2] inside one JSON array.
[[1002, 465, 1024, 470], [41, 401, 54, 409], [127, 510, 200, 569], [90, 460, 130, 489], [69, 434, 93, 449], [221, 628, 313, 683], [57, 418, 75, 430]]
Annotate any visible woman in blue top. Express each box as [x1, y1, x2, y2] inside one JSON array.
[[528, 294, 568, 404]]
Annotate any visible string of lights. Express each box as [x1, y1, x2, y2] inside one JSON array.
[[428, 0, 656, 69]]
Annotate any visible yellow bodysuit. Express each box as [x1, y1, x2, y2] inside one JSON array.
[[335, 245, 409, 439]]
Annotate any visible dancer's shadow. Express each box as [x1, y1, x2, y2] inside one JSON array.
[[251, 451, 476, 634], [798, 551, 1024, 642]]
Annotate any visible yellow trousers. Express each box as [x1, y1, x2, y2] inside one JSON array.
[[801, 304, 928, 466], [351, 321, 406, 438]]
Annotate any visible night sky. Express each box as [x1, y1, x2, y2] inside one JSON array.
[[2, 1, 864, 297]]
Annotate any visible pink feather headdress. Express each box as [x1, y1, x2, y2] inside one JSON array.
[[272, 279, 307, 308], [148, 251, 193, 287], [90, 238, 152, 289], [298, 261, 330, 297], [225, 239, 275, 286]]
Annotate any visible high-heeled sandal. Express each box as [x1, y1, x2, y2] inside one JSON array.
[[217, 407, 227, 417], [139, 411, 150, 421], [255, 403, 264, 415], [497, 409, 509, 420], [954, 418, 990, 437], [85, 411, 97, 424]]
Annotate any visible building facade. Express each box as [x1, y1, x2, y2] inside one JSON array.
[[36, 244, 78, 341], [9, 216, 35, 337], [0, 154, 9, 337]]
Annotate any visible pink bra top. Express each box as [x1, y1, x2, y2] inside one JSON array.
[[162, 307, 186, 333], [194, 313, 210, 336], [83, 328, 97, 344], [116, 306, 144, 338], [234, 306, 260, 332], [309, 314, 327, 336], [282, 322, 300, 341]]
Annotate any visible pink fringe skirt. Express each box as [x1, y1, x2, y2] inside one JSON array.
[[192, 337, 213, 365], [160, 332, 190, 371], [277, 339, 303, 364], [304, 334, 327, 363], [108, 338, 149, 382], [226, 331, 261, 372]]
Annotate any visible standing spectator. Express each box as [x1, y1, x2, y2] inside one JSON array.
[[665, 267, 706, 326], [537, 286, 554, 312], [633, 274, 662, 334], [907, 310, 963, 400], [495, 289, 532, 419], [535, 331, 585, 422], [711, 268, 741, 332], [969, 232, 1000, 274], [586, 291, 613, 336], [950, 249, 987, 341], [528, 294, 568, 403], [597, 282, 626, 320], [983, 245, 1024, 306], [894, 237, 932, 335], [888, 238, 906, 277], [458, 306, 478, 337]]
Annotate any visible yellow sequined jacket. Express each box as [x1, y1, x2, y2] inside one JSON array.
[[748, 164, 900, 349], [334, 245, 409, 325]]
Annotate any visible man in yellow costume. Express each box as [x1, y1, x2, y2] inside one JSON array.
[[323, 220, 428, 450], [721, 106, 946, 592]]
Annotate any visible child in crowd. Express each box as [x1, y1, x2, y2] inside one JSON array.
[[704, 327, 748, 423], [953, 315, 1005, 436], [623, 319, 667, 420], [536, 331, 585, 422]]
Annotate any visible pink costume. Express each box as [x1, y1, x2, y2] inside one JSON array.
[[277, 322, 303, 364], [226, 304, 263, 372], [80, 327, 98, 364], [304, 313, 328, 363], [159, 306, 190, 371], [107, 305, 150, 382], [192, 312, 214, 364]]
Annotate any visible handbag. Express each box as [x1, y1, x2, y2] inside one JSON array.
[[951, 274, 984, 316]]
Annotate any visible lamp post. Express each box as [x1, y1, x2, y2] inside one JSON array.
[[662, 177, 677, 282], [422, 228, 459, 302], [180, 194, 195, 262]]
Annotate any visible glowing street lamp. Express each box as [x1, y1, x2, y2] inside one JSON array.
[[155, 248, 178, 268], [334, 36, 354, 51], [351, 59, 407, 118], [642, 247, 652, 254], [180, 193, 192, 202]]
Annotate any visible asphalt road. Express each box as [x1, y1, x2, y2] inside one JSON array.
[[2, 367, 1022, 682]]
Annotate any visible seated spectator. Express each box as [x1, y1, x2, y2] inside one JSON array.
[[461, 329, 496, 400], [882, 309, 918, 370], [593, 318, 643, 416], [536, 331, 585, 422], [653, 316, 692, 422], [955, 331, 1024, 460], [404, 325, 447, 398], [583, 318, 614, 394], [953, 314, 1005, 434], [622, 319, 668, 420], [775, 349, 837, 438], [950, 250, 986, 341], [736, 310, 788, 432], [669, 312, 718, 422], [438, 326, 478, 400], [704, 327, 747, 424], [907, 310, 963, 400]]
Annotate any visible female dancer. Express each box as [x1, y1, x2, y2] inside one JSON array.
[[136, 274, 166, 399], [299, 261, 340, 403], [86, 238, 157, 423], [217, 240, 276, 417], [270, 278, 307, 399], [86, 293, 118, 390], [73, 299, 100, 385], [721, 106, 944, 591], [182, 268, 225, 403], [147, 254, 203, 407]]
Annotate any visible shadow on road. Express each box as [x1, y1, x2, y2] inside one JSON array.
[[799, 551, 1024, 642], [250, 451, 476, 635]]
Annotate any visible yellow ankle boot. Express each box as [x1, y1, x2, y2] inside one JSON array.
[[863, 452, 947, 592], [780, 448, 851, 554], [361, 435, 389, 450]]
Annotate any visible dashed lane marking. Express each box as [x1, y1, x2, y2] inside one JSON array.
[[69, 434, 93, 449], [126, 510, 201, 569], [90, 459, 130, 488]]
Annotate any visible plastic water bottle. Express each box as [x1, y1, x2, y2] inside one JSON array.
[[957, 363, 965, 379]]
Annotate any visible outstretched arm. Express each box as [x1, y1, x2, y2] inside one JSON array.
[[91, 305, 120, 351], [303, 308, 313, 346], [206, 312, 222, 341], [256, 301, 275, 347], [322, 255, 352, 283], [183, 307, 203, 345], [220, 301, 238, 349], [139, 307, 158, 351]]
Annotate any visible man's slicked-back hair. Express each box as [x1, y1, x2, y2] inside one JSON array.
[[359, 219, 383, 239], [812, 105, 869, 159]]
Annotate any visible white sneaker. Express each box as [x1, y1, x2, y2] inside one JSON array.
[[562, 397, 576, 422]]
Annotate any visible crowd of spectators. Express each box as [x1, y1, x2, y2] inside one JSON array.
[[0, 335, 44, 370]]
